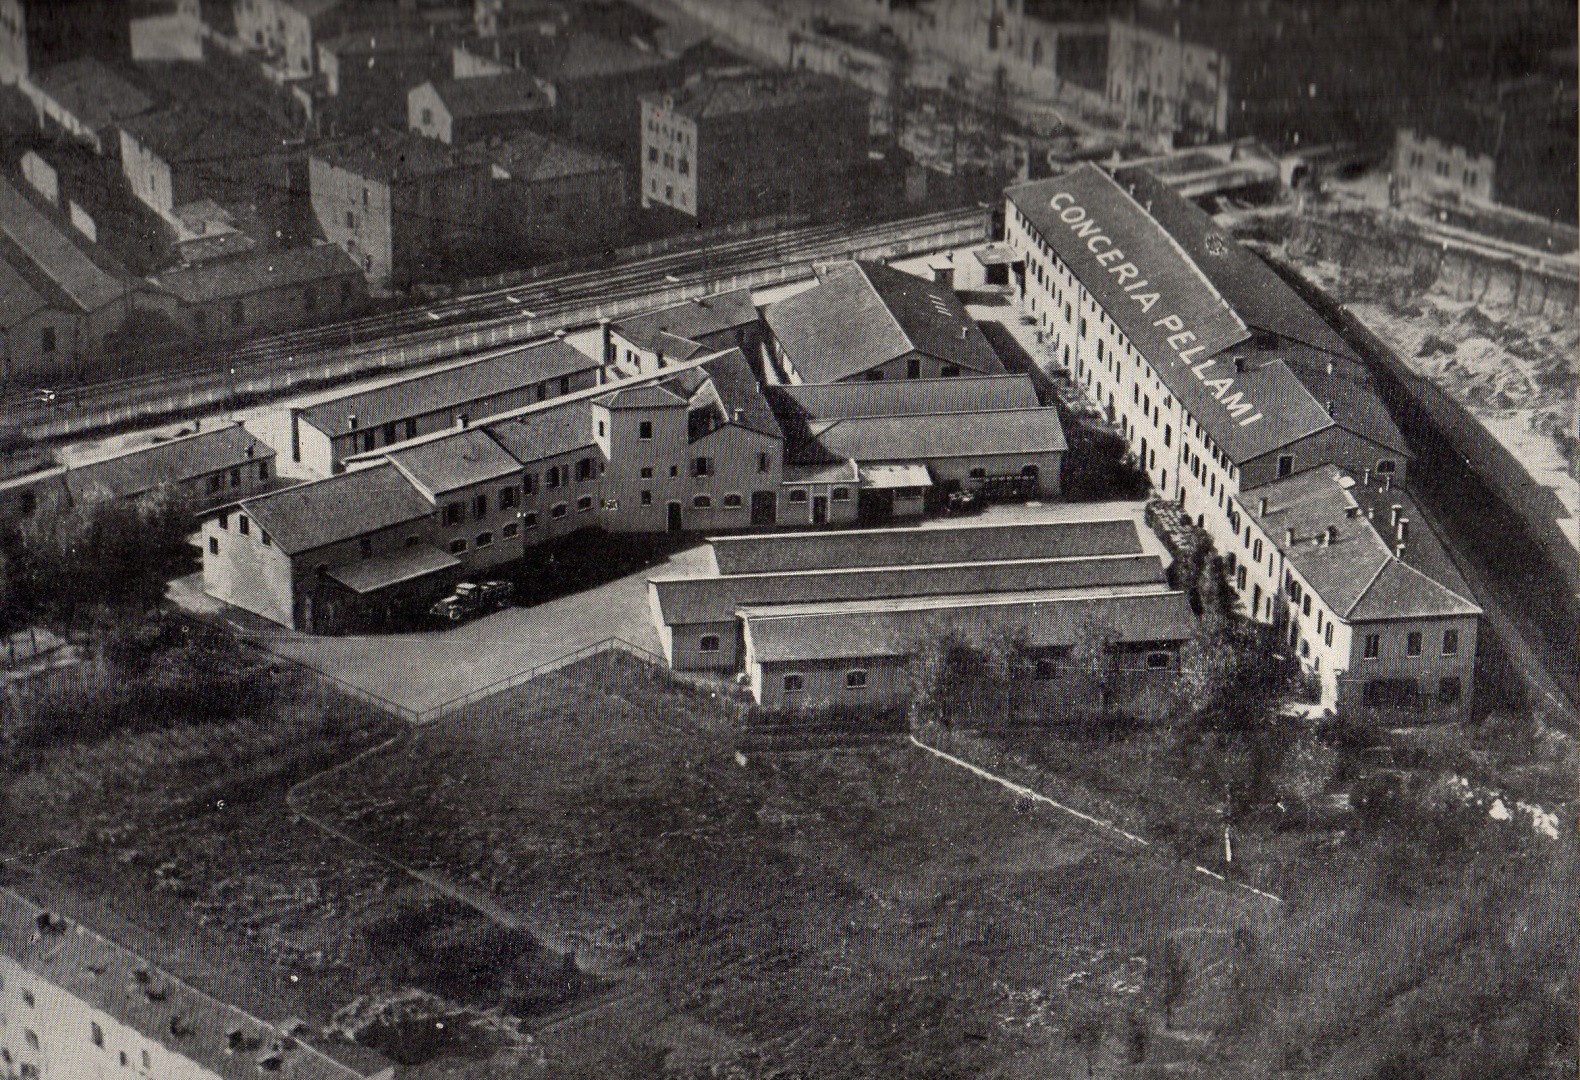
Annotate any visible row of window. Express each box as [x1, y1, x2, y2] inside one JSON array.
[[206, 460, 270, 493], [1362, 628, 1459, 659], [776, 652, 1175, 694], [784, 487, 851, 504]]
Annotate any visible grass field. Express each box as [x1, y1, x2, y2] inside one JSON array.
[[301, 651, 1269, 1078]]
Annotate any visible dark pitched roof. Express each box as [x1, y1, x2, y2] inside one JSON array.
[[610, 288, 759, 354], [594, 382, 689, 410], [700, 348, 781, 440], [0, 255, 51, 330], [1241, 465, 1479, 621], [310, 128, 466, 181], [33, 58, 153, 132], [297, 339, 598, 438], [239, 463, 433, 554], [769, 375, 1039, 423], [118, 104, 294, 166], [0, 176, 129, 313], [422, 73, 550, 120], [65, 423, 273, 502], [794, 407, 1065, 465], [518, 31, 670, 83], [765, 261, 1004, 383], [742, 586, 1196, 663], [387, 427, 520, 496], [1279, 345, 1411, 458], [652, 552, 1167, 626], [1112, 165, 1352, 357], [149, 244, 360, 305], [465, 128, 619, 182], [484, 401, 597, 463], [710, 518, 1144, 575], [645, 68, 863, 120]]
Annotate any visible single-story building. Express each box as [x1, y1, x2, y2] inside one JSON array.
[[606, 288, 762, 375], [149, 243, 367, 344], [65, 420, 275, 511]]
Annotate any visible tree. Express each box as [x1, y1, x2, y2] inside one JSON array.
[[1066, 1002, 1105, 1078], [1277, 726, 1338, 824]]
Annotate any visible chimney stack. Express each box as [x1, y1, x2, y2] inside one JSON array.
[[1390, 503, 1403, 528], [1285, 527, 1295, 547], [1258, 496, 1268, 516], [1325, 525, 1338, 545], [1397, 517, 1409, 544], [1362, 468, 1371, 486]]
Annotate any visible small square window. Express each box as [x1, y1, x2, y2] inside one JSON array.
[[830, 487, 851, 502], [640, 466, 654, 479], [640, 490, 653, 505], [782, 673, 804, 692], [502, 522, 519, 539], [208, 536, 219, 555], [787, 489, 808, 504], [844, 669, 868, 689], [699, 634, 720, 653], [1407, 632, 1422, 657], [523, 512, 538, 528]]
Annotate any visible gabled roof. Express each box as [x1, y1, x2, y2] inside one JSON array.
[[466, 128, 619, 182], [0, 176, 130, 313], [742, 586, 1196, 664], [33, 58, 153, 133], [118, 105, 293, 166], [0, 255, 52, 330], [610, 288, 759, 355], [594, 382, 689, 410], [387, 427, 520, 497], [149, 244, 360, 305], [65, 423, 272, 503], [297, 339, 598, 438], [769, 374, 1039, 422], [652, 552, 1167, 626], [765, 261, 1004, 384], [517, 31, 670, 83], [420, 73, 550, 121], [644, 68, 862, 120], [485, 401, 597, 464], [794, 407, 1065, 465], [1241, 465, 1479, 622], [710, 518, 1144, 575], [239, 463, 433, 555], [311, 128, 466, 182], [700, 348, 781, 441]]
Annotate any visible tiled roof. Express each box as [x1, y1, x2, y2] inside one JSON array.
[[387, 427, 521, 496], [769, 374, 1039, 422], [610, 288, 759, 355], [466, 129, 619, 182], [297, 339, 598, 438], [782, 460, 859, 485], [700, 348, 781, 441], [239, 463, 433, 554], [310, 129, 466, 182], [33, 58, 153, 133], [742, 586, 1196, 663], [594, 382, 689, 410], [65, 423, 273, 503], [764, 261, 1003, 384], [795, 407, 1066, 464], [710, 518, 1144, 575], [0, 888, 392, 1080], [118, 105, 294, 166], [150, 244, 360, 305], [485, 401, 597, 464], [645, 68, 862, 119], [652, 552, 1167, 626], [423, 73, 550, 120], [0, 176, 129, 313], [326, 544, 459, 594], [1240, 465, 1479, 621], [0, 255, 51, 330], [519, 31, 671, 82]]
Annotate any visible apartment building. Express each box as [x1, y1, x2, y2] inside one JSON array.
[[1003, 161, 1477, 714], [1106, 16, 1230, 147], [407, 72, 550, 145]]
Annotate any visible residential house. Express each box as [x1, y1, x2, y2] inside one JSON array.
[[460, 129, 628, 259], [65, 421, 275, 511], [27, 58, 153, 155], [606, 287, 761, 375], [407, 72, 549, 145], [316, 26, 454, 134], [117, 103, 300, 226], [1106, 15, 1230, 148], [232, 0, 367, 78], [0, 0, 132, 85]]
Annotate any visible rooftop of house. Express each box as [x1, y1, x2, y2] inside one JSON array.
[[767, 374, 1040, 424], [741, 584, 1196, 664], [65, 422, 273, 503], [782, 459, 860, 485], [484, 399, 597, 464], [793, 406, 1066, 466], [118, 103, 295, 166], [765, 260, 1005, 384], [148, 243, 360, 305], [310, 127, 467, 181], [296, 339, 599, 438], [1240, 464, 1480, 623], [644, 67, 864, 120], [609, 287, 759, 355], [0, 889, 392, 1080], [697, 347, 781, 441], [419, 72, 551, 120], [463, 128, 620, 182], [386, 426, 521, 497], [651, 551, 1167, 627], [32, 57, 154, 133], [708, 517, 1145, 576], [0, 251, 52, 330], [0, 175, 133, 313], [239, 462, 434, 554], [511, 29, 672, 83]]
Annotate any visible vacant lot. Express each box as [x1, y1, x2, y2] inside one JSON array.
[[302, 651, 1266, 1078]]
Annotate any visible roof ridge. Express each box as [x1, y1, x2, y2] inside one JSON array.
[[1340, 553, 1392, 620], [70, 422, 249, 468]]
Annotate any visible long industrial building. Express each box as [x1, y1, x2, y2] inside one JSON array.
[[1003, 162, 1479, 717]]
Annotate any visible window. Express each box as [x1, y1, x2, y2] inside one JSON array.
[[40, 325, 55, 354], [787, 489, 807, 503], [208, 536, 218, 555], [1277, 454, 1294, 478], [218, 513, 228, 530], [670, 465, 679, 477], [577, 495, 593, 512], [782, 673, 804, 693], [699, 634, 720, 653], [691, 494, 712, 509], [501, 522, 519, 539], [758, 452, 771, 474], [143, 1051, 151, 1070], [420, 106, 432, 126], [968, 468, 986, 480], [693, 456, 714, 477], [24, 1030, 38, 1050], [499, 486, 517, 510], [830, 487, 851, 501], [639, 466, 653, 479], [383, 422, 397, 445], [345, 210, 355, 229], [91, 1022, 103, 1047], [551, 503, 567, 519], [1324, 624, 1334, 647], [1376, 459, 1396, 474], [258, 460, 269, 481], [238, 516, 250, 536], [444, 502, 462, 525], [405, 419, 417, 440], [1252, 539, 1262, 561], [940, 364, 961, 377], [577, 458, 594, 482], [475, 493, 488, 519], [648, 146, 658, 162], [844, 669, 868, 689], [1407, 631, 1422, 657], [475, 531, 493, 547], [546, 466, 561, 489], [723, 493, 743, 508], [907, 357, 921, 379], [523, 511, 538, 529], [359, 536, 372, 559], [1034, 658, 1058, 680], [449, 538, 467, 553], [1364, 633, 1379, 659], [405, 535, 420, 547], [1145, 651, 1173, 670], [678, 156, 689, 176], [21, 1064, 38, 1080], [523, 473, 537, 495], [209, 474, 223, 493], [1302, 595, 1311, 616], [639, 420, 652, 440], [1437, 676, 1462, 704], [1442, 628, 1459, 656], [640, 490, 652, 505], [230, 467, 241, 487]]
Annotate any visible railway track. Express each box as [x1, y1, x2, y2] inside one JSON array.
[[5, 208, 987, 441]]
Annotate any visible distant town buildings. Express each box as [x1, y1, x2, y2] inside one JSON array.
[[0, 0, 132, 85], [638, 69, 868, 222], [1105, 15, 1230, 148], [407, 72, 550, 145]]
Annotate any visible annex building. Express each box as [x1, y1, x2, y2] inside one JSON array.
[[649, 515, 1194, 712], [1004, 161, 1478, 716]]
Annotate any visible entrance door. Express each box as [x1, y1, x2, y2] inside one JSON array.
[[812, 495, 828, 524], [667, 501, 683, 532], [750, 490, 776, 526]]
